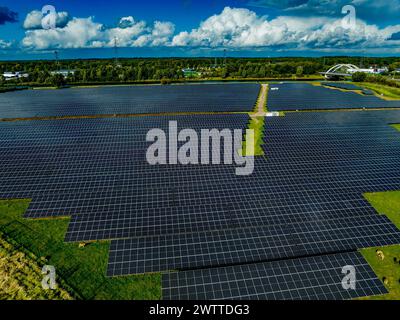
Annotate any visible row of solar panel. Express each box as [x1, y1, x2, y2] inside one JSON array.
[[107, 215, 400, 275], [162, 251, 387, 300], [268, 83, 400, 111], [0, 84, 259, 118], [322, 82, 363, 91]]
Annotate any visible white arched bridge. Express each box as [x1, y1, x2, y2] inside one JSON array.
[[320, 64, 360, 79]]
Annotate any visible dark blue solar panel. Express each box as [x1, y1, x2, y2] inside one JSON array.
[[0, 83, 260, 118], [323, 82, 363, 91], [162, 252, 387, 300], [107, 215, 400, 275], [268, 83, 400, 111]]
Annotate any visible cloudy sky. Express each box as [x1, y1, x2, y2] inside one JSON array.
[[1, 0, 400, 59]]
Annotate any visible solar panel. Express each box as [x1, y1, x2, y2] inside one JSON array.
[[66, 197, 377, 241], [107, 215, 400, 275], [162, 252, 387, 300], [0, 84, 260, 119], [323, 82, 363, 91], [268, 83, 400, 111], [362, 89, 374, 95]]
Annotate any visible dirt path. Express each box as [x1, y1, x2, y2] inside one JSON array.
[[252, 83, 268, 117]]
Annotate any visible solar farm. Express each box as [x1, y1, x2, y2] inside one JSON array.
[[1, 82, 400, 300]]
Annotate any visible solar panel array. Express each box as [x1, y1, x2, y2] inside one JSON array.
[[322, 82, 374, 96], [162, 252, 387, 300], [108, 215, 399, 275], [268, 83, 400, 111], [362, 89, 374, 95], [1, 88, 400, 299], [0, 83, 260, 119], [323, 82, 363, 91]]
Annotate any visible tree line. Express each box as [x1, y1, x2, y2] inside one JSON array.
[[1, 57, 400, 86]]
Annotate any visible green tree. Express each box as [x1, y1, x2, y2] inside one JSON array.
[[352, 72, 367, 82], [50, 74, 66, 88], [296, 66, 304, 77]]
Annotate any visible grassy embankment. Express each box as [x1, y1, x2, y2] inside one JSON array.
[[0, 87, 28, 93], [356, 82, 400, 100], [0, 200, 161, 300], [315, 80, 400, 101], [243, 85, 267, 156]]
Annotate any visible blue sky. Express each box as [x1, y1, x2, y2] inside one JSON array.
[[1, 0, 400, 59]]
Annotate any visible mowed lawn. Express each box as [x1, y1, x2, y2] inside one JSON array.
[[0, 199, 161, 300]]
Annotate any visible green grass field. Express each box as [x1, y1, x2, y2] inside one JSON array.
[[0, 235, 73, 300], [356, 82, 400, 100], [243, 116, 265, 156], [243, 85, 267, 156], [0, 199, 161, 300]]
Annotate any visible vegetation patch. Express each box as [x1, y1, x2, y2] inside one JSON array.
[[243, 84, 267, 156], [360, 191, 400, 300], [364, 191, 400, 229], [0, 199, 161, 300], [360, 244, 400, 300], [392, 124, 400, 131], [0, 234, 73, 300], [357, 82, 400, 100], [243, 117, 265, 156], [0, 86, 28, 94]]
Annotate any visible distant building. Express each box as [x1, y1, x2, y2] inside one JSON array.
[[2, 71, 29, 81], [347, 66, 388, 75], [321, 64, 389, 79], [50, 69, 76, 78]]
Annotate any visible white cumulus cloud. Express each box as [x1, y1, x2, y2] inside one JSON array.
[[22, 17, 104, 49], [20, 6, 400, 52], [171, 7, 400, 51], [23, 10, 71, 30], [22, 14, 175, 49], [0, 39, 12, 49]]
